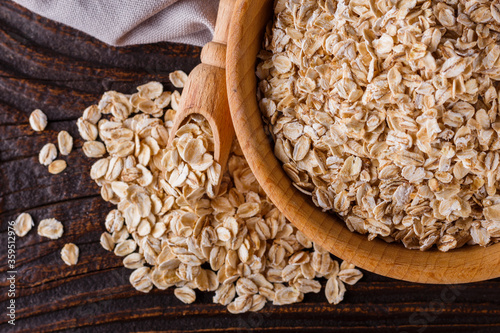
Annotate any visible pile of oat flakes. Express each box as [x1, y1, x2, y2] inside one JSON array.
[[257, 0, 500, 251], [14, 68, 363, 311], [76, 74, 362, 312]]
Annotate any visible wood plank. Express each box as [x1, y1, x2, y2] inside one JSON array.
[[0, 1, 499, 332]]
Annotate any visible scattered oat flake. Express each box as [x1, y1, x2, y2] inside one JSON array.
[[169, 70, 188, 88], [58, 131, 73, 155], [48, 160, 67, 174], [29, 109, 47, 132], [14, 213, 34, 237], [38, 218, 63, 239], [39, 143, 57, 166], [61, 243, 79, 265]]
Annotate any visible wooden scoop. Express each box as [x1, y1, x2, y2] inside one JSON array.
[[168, 0, 235, 185]]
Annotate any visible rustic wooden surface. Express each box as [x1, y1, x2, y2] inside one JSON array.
[[0, 2, 499, 332]]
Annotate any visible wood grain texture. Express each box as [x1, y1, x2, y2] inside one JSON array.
[[0, 1, 499, 332], [226, 0, 500, 285]]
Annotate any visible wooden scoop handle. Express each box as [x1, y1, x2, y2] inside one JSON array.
[[200, 0, 235, 69], [169, 0, 236, 173], [213, 0, 235, 46]]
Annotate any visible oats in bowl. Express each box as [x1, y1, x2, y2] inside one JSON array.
[[256, 0, 500, 251]]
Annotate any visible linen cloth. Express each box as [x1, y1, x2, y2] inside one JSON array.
[[13, 0, 220, 46]]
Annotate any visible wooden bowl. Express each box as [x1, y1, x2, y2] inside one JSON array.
[[226, 0, 500, 284]]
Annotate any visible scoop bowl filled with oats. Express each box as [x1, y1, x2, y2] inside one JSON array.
[[226, 0, 500, 283]]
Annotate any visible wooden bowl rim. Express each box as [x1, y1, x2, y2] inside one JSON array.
[[226, 0, 500, 284]]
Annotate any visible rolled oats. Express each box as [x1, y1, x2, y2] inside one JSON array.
[[82, 105, 101, 124], [100, 232, 115, 251], [48, 160, 67, 174], [57, 131, 73, 156], [39, 143, 57, 166], [257, 0, 500, 251], [174, 286, 196, 304], [325, 276, 346, 305], [29, 109, 47, 132], [83, 141, 106, 158], [61, 243, 79, 266], [123, 253, 145, 269], [169, 70, 188, 88], [13, 213, 34, 237], [38, 218, 63, 239], [130, 266, 153, 293], [77, 118, 98, 141], [137, 82, 163, 100], [114, 239, 137, 256], [227, 295, 253, 314], [80, 78, 362, 314]]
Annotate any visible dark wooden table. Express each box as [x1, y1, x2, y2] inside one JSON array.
[[0, 2, 499, 332]]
